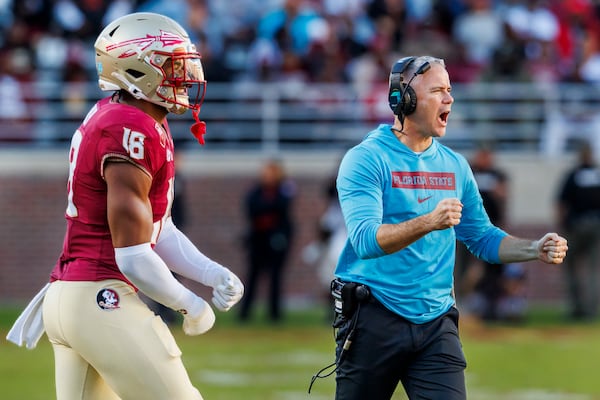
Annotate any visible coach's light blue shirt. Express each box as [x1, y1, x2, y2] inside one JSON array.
[[335, 124, 507, 324]]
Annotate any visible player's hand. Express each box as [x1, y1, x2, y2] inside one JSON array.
[[536, 232, 568, 264], [182, 296, 215, 336], [429, 198, 463, 230], [212, 269, 244, 312]]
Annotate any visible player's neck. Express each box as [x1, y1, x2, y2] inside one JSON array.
[[115, 91, 168, 123]]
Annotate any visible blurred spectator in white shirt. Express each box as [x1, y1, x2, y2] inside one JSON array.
[[453, 0, 505, 67]]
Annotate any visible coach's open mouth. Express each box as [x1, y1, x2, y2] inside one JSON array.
[[439, 111, 450, 125]]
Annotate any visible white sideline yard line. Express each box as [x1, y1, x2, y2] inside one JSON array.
[[196, 371, 332, 400], [196, 372, 592, 400], [196, 369, 591, 400], [198, 370, 319, 387], [197, 351, 331, 368], [193, 351, 332, 386], [467, 390, 591, 400], [195, 351, 592, 400], [197, 371, 251, 386], [278, 392, 330, 400]]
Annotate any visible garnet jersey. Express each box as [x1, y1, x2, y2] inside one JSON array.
[[50, 96, 176, 283]]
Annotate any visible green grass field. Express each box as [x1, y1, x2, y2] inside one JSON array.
[[1, 306, 600, 400]]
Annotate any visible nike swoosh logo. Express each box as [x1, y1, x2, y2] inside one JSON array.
[[418, 196, 432, 203]]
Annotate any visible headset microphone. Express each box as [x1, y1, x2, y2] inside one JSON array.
[[416, 61, 431, 75]]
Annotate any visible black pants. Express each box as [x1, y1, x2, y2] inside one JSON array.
[[334, 300, 467, 400], [564, 219, 600, 319], [239, 245, 287, 321]]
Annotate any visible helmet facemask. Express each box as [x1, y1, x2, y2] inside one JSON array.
[[150, 49, 206, 115]]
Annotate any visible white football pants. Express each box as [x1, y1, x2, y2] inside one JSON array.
[[42, 279, 203, 400]]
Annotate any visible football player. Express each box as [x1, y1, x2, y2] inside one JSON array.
[[39, 12, 243, 399]]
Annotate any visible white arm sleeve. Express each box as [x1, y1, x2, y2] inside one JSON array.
[[154, 217, 226, 288], [114, 243, 207, 316]]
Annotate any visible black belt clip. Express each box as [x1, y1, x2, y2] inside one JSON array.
[[331, 279, 371, 319]]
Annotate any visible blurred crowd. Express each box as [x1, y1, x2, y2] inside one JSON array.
[[3, 0, 600, 145], [3, 0, 600, 90]]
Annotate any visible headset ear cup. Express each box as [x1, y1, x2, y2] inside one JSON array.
[[400, 84, 417, 115], [388, 89, 401, 114]]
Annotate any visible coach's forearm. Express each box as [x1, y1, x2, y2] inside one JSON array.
[[376, 215, 432, 254], [497, 235, 538, 263]]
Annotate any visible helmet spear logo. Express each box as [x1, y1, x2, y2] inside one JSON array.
[[107, 30, 186, 58]]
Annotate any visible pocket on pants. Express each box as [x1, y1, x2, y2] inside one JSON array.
[[151, 315, 182, 358]]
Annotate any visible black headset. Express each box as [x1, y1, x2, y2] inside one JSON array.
[[388, 56, 431, 117]]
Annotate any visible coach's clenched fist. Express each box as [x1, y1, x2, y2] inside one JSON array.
[[429, 198, 463, 230], [536, 232, 568, 265]]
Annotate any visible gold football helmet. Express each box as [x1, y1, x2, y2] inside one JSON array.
[[94, 12, 205, 115]]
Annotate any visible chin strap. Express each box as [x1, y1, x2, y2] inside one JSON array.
[[191, 109, 206, 145]]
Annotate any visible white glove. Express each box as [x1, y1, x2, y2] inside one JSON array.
[[182, 296, 216, 336], [211, 269, 244, 312]]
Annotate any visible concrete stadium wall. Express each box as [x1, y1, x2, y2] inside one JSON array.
[[0, 148, 576, 311]]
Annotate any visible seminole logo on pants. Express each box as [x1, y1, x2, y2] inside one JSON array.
[[96, 288, 120, 310]]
